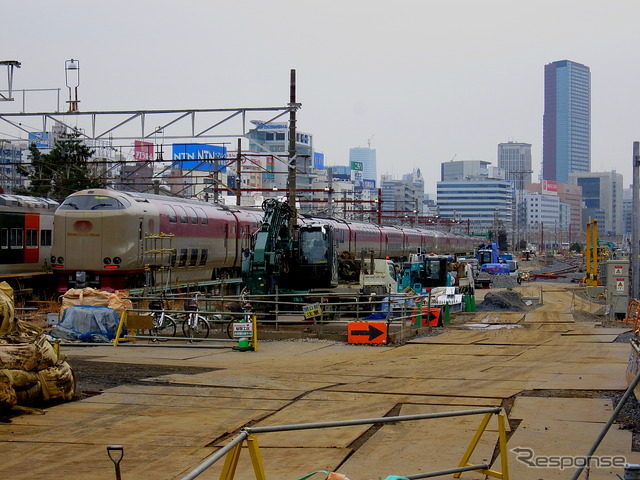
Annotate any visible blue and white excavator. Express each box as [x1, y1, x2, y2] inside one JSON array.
[[477, 242, 510, 275]]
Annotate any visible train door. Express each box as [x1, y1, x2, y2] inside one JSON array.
[[223, 222, 229, 265], [138, 218, 144, 264]]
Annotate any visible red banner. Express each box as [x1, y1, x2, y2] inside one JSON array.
[[134, 140, 154, 162]]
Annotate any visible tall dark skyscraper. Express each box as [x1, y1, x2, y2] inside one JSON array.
[[542, 60, 591, 184]]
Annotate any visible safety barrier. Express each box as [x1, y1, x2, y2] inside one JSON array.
[[180, 407, 509, 480], [625, 299, 640, 333], [109, 289, 475, 347]]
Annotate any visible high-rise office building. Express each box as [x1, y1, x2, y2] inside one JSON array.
[[543, 60, 591, 184], [569, 171, 624, 236], [498, 141, 532, 190], [349, 147, 376, 186]]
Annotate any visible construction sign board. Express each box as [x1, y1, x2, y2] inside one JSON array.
[[617, 278, 625, 292], [303, 303, 322, 319], [348, 321, 387, 344], [615, 266, 623, 275], [233, 322, 253, 338]]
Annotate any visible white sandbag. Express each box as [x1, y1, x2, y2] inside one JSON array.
[[38, 362, 76, 402], [0, 371, 16, 408], [2, 368, 39, 388], [0, 281, 15, 335], [0, 343, 40, 371]]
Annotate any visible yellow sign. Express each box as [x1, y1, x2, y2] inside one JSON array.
[[303, 303, 322, 319]]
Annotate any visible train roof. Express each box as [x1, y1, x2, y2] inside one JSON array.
[[66, 188, 260, 213], [0, 194, 59, 209]]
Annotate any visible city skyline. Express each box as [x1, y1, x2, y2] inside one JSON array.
[[2, 1, 640, 196]]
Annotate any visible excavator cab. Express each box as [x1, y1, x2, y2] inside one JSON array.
[[299, 225, 339, 288]]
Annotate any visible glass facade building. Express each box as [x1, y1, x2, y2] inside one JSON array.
[[436, 179, 514, 234], [349, 147, 376, 186], [497, 142, 532, 190], [543, 60, 591, 184]]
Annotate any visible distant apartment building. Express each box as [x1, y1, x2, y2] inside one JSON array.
[[380, 169, 424, 222], [0, 140, 28, 194], [525, 182, 582, 234], [497, 141, 532, 190], [569, 171, 623, 236], [623, 187, 632, 236], [437, 160, 513, 234], [543, 60, 591, 183], [247, 120, 314, 190]]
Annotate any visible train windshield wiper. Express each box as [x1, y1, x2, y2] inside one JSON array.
[[91, 203, 114, 210], [64, 202, 79, 210]]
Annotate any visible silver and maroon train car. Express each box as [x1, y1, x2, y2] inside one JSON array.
[[51, 189, 478, 293], [0, 194, 58, 281], [297, 216, 477, 259], [51, 189, 262, 292]]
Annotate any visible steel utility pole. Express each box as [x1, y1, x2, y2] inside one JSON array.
[[632, 142, 640, 300], [235, 138, 242, 206], [287, 69, 298, 228]]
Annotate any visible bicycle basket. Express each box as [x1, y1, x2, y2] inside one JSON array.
[[149, 300, 163, 311], [184, 299, 198, 311]]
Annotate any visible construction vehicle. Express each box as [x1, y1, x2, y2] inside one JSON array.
[[241, 199, 339, 295], [477, 242, 510, 275], [241, 199, 396, 296], [398, 254, 451, 292]]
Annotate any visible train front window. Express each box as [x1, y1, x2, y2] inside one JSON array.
[[59, 195, 126, 210]]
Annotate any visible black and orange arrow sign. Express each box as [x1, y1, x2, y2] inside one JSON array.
[[348, 322, 387, 344]]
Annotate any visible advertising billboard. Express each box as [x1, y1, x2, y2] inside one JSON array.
[[28, 132, 50, 149], [363, 179, 376, 190], [313, 152, 325, 170], [134, 140, 154, 162], [542, 180, 558, 195], [172, 144, 227, 172]]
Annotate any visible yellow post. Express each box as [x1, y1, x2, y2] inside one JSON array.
[[456, 412, 509, 479], [251, 314, 258, 352], [498, 413, 509, 480], [455, 412, 492, 478], [219, 441, 244, 480], [246, 434, 267, 480], [113, 311, 127, 347]]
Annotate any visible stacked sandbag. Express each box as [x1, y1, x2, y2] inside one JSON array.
[[59, 287, 132, 320], [0, 282, 76, 410]]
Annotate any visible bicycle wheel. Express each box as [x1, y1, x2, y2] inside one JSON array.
[[148, 315, 177, 341], [182, 315, 210, 341], [226, 320, 234, 339]]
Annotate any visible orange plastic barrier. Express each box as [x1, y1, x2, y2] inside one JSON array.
[[413, 307, 441, 327]]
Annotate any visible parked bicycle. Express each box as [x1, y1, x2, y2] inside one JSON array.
[[147, 294, 177, 341], [181, 293, 210, 341]]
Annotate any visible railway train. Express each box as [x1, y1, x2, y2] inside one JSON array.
[[0, 194, 58, 284], [50, 188, 479, 293]]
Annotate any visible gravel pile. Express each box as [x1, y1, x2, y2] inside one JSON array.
[[476, 290, 529, 312], [486, 274, 518, 289]]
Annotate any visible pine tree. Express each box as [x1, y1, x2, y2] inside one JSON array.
[[16, 131, 106, 200]]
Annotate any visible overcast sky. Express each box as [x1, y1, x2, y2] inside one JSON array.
[[4, 0, 640, 195]]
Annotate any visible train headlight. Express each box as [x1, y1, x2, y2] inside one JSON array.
[[51, 256, 56, 264], [57, 257, 64, 264], [103, 257, 111, 265], [113, 257, 122, 265]]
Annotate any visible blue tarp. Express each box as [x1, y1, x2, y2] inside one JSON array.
[[49, 305, 124, 343]]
